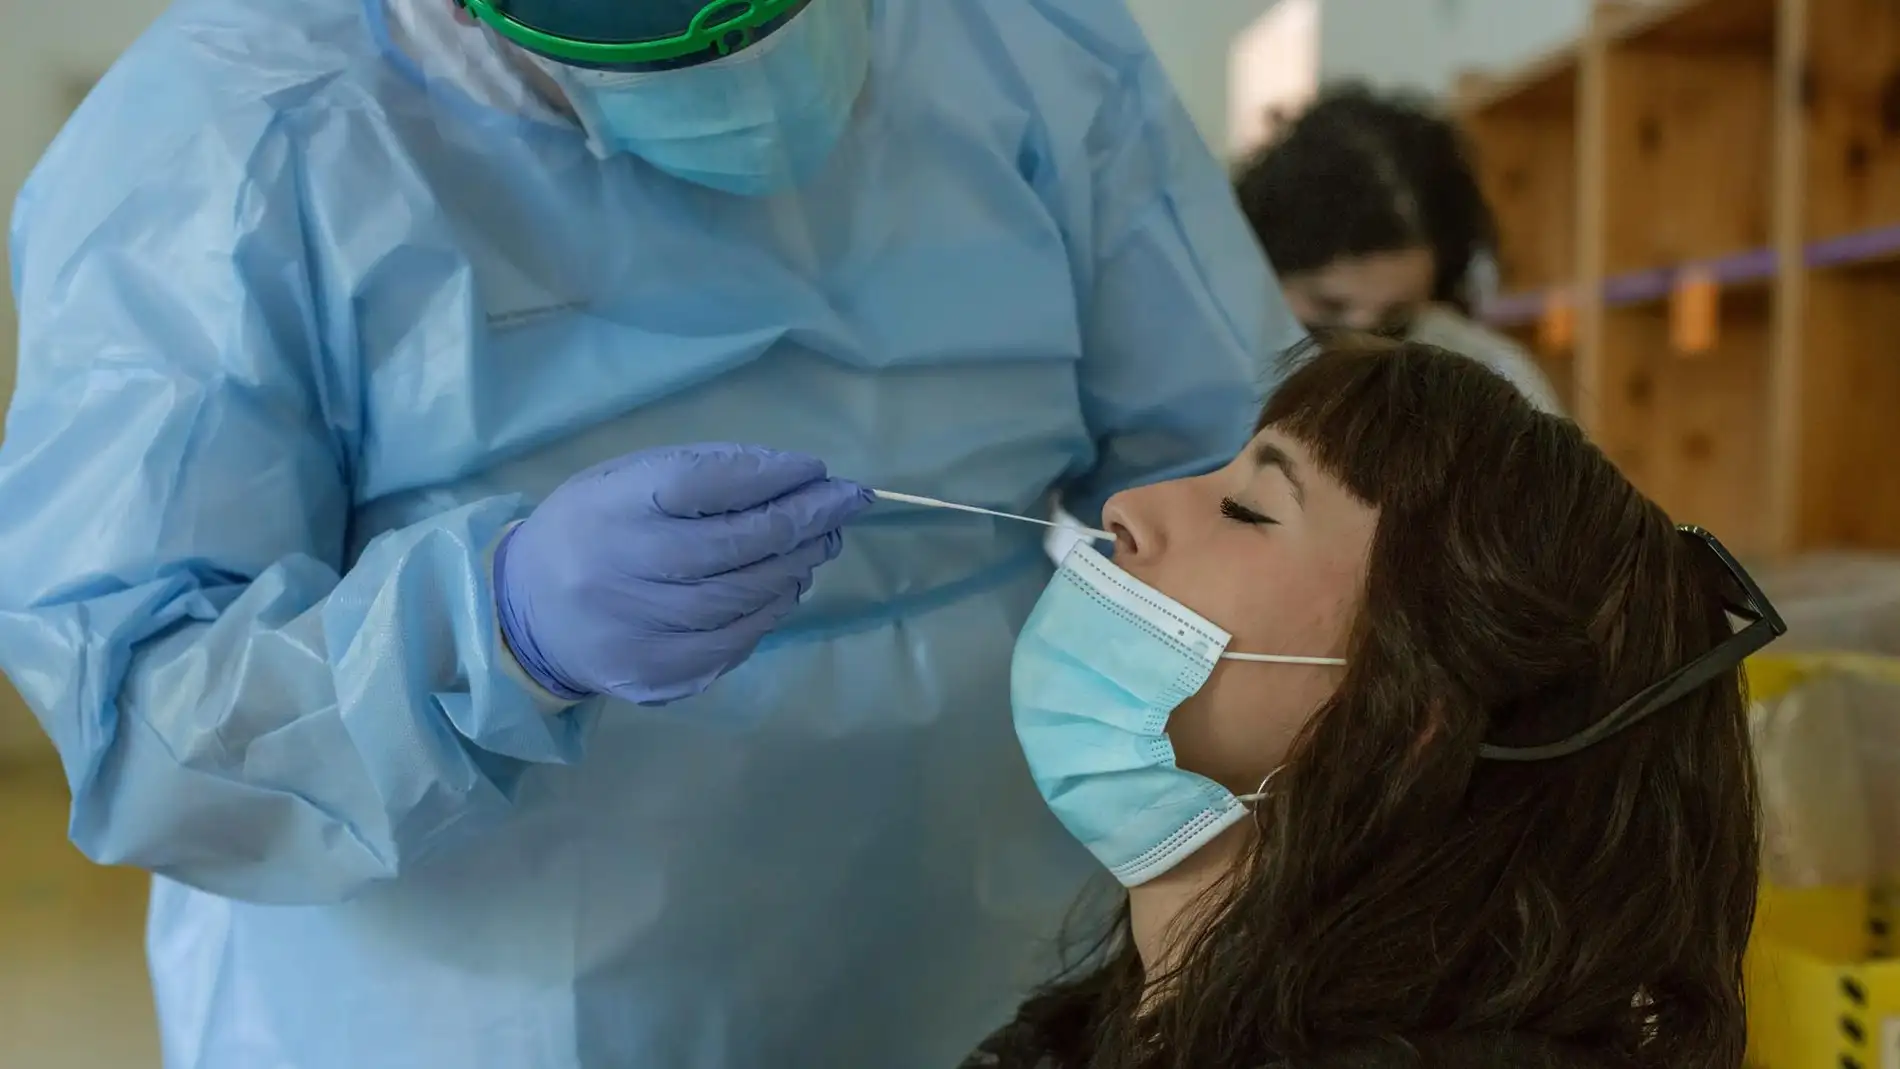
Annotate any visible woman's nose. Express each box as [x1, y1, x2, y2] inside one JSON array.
[[1101, 485, 1165, 562]]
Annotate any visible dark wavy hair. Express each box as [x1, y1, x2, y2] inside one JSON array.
[[1234, 84, 1499, 313], [975, 336, 1760, 1069]]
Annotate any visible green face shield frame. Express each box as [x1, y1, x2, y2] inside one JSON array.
[[457, 0, 807, 70]]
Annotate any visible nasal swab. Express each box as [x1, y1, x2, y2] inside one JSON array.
[[873, 490, 1115, 542]]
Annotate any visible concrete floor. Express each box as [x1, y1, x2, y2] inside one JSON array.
[[0, 758, 160, 1068]]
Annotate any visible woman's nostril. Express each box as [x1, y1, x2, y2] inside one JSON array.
[[1100, 493, 1140, 555]]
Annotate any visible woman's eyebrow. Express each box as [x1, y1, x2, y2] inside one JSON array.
[[1251, 441, 1306, 506]]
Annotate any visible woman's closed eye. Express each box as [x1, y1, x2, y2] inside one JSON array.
[[1220, 497, 1278, 526]]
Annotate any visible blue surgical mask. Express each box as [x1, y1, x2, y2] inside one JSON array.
[[1011, 544, 1346, 887], [534, 0, 872, 196]]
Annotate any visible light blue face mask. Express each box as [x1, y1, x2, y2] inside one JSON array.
[[1011, 543, 1346, 888], [534, 0, 872, 195]]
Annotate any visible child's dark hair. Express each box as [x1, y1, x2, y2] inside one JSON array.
[[1234, 84, 1499, 313]]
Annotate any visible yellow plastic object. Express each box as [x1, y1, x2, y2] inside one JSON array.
[[1746, 884, 1877, 1069], [1745, 654, 1900, 1068]]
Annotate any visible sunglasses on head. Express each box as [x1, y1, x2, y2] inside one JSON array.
[[1479, 525, 1786, 762]]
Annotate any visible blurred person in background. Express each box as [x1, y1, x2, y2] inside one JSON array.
[[1234, 84, 1563, 413], [0, 0, 1298, 1066]]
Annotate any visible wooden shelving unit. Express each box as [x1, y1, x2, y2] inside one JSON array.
[[1463, 51, 1582, 411], [1456, 0, 1900, 559]]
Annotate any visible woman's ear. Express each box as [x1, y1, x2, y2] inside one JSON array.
[[1410, 708, 1443, 759]]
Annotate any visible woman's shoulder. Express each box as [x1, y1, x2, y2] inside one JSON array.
[[1257, 1033, 1630, 1068], [957, 1023, 1626, 1069], [1407, 305, 1565, 415], [958, 1017, 1053, 1069]]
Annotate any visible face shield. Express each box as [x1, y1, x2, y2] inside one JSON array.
[[457, 0, 872, 195]]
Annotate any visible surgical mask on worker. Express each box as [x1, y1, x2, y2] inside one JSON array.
[[532, 0, 872, 195], [1011, 543, 1345, 887]]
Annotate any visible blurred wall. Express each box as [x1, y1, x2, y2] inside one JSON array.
[[0, 0, 172, 759], [1, 0, 171, 396], [1125, 0, 1277, 154], [1128, 0, 1590, 151]]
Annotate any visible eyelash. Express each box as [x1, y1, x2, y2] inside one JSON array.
[[1220, 497, 1277, 527]]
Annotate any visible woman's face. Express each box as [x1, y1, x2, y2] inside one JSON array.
[[1280, 247, 1436, 335], [1101, 428, 1378, 795]]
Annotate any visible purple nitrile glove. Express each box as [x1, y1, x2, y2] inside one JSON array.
[[494, 443, 875, 705]]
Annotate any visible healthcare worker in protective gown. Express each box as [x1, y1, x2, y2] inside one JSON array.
[[0, 0, 1300, 1066]]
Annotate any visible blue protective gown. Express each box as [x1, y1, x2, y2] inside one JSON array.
[[0, 0, 1300, 1064]]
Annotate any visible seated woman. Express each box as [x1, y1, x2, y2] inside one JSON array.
[[1234, 85, 1563, 413], [968, 335, 1776, 1068]]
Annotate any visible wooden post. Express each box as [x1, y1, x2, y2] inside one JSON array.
[[1767, 0, 1808, 558], [1574, 8, 1611, 437]]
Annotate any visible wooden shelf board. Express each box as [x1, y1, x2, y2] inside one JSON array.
[[1481, 290, 1560, 329], [1604, 248, 1778, 305], [1602, 0, 1778, 51], [1794, 265, 1900, 548], [1456, 44, 1581, 116], [1478, 222, 1900, 327], [1801, 0, 1900, 244], [1593, 291, 1775, 555], [1481, 247, 1775, 327], [1806, 225, 1900, 271]]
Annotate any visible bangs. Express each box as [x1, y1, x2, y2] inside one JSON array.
[[1259, 334, 1550, 514]]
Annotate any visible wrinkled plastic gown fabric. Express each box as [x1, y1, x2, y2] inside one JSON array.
[[1751, 660, 1900, 889], [0, 0, 1300, 1064]]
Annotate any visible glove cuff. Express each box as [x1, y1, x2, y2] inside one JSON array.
[[493, 523, 593, 703]]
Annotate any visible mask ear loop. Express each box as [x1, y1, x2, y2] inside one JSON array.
[[1221, 653, 1346, 666], [1235, 767, 1282, 829]]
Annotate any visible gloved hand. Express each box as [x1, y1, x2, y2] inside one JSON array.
[[493, 443, 874, 705]]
